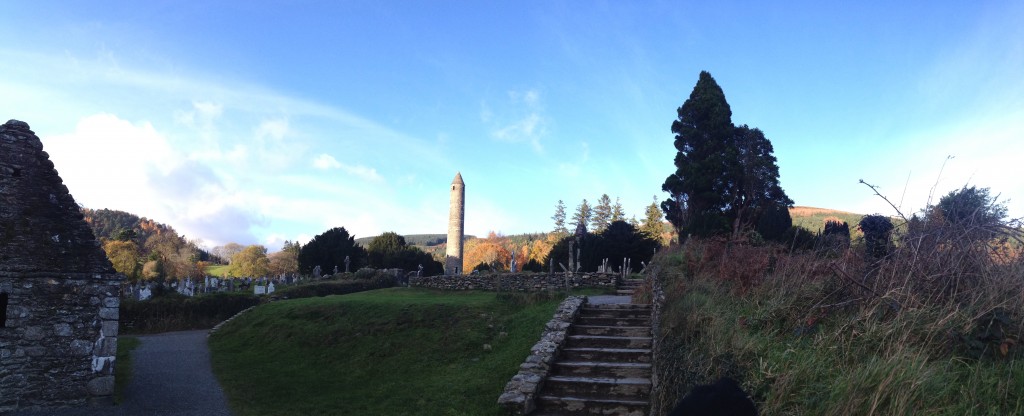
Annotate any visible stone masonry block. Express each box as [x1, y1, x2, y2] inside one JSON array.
[[98, 307, 117, 320], [86, 376, 114, 396]]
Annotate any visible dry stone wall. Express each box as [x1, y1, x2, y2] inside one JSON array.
[[498, 295, 585, 415], [0, 120, 122, 412], [409, 272, 618, 292]]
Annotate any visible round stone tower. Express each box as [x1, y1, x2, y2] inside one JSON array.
[[445, 172, 465, 275]]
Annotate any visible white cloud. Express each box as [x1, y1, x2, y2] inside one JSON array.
[[4, 48, 459, 247], [313, 153, 342, 170], [311, 153, 383, 182], [487, 89, 548, 153], [558, 141, 590, 177], [42, 113, 266, 247], [338, 163, 384, 183]]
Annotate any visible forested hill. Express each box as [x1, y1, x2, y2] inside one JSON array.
[[354, 234, 478, 247], [789, 206, 865, 234], [80, 207, 179, 242]]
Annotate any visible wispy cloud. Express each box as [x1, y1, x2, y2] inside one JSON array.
[[313, 153, 342, 170], [486, 88, 548, 153]]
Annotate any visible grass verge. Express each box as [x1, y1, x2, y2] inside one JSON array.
[[653, 239, 1024, 415], [114, 336, 141, 403], [209, 287, 566, 416]]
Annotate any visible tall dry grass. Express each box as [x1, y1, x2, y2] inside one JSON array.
[[652, 216, 1024, 414]]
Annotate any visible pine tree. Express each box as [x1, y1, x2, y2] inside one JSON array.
[[726, 125, 793, 238], [611, 197, 626, 222], [592, 194, 613, 233], [570, 199, 592, 233], [641, 196, 667, 243], [662, 71, 792, 239], [552, 200, 568, 234]]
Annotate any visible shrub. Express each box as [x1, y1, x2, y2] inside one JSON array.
[[120, 292, 260, 334], [273, 273, 396, 299], [858, 215, 894, 259]]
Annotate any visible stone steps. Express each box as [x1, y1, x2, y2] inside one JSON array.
[[533, 395, 649, 416], [571, 325, 650, 337], [615, 279, 644, 296], [579, 307, 651, 319], [553, 361, 652, 379], [560, 347, 652, 363], [542, 376, 651, 400], [533, 283, 653, 415], [575, 316, 651, 327], [566, 335, 652, 349]]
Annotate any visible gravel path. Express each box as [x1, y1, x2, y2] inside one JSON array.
[[14, 330, 234, 416]]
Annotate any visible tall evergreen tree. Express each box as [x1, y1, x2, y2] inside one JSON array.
[[611, 197, 626, 222], [552, 200, 568, 234], [297, 227, 366, 275], [662, 71, 736, 238], [662, 71, 792, 239], [570, 199, 592, 232], [641, 196, 667, 244], [592, 194, 613, 233], [727, 125, 793, 238]]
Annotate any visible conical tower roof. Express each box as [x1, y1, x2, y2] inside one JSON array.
[[452, 172, 464, 185], [0, 120, 115, 275]]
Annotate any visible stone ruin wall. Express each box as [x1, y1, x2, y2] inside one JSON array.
[[0, 120, 122, 411], [409, 272, 618, 292]]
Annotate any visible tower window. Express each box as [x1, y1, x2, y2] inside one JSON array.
[[0, 292, 8, 328]]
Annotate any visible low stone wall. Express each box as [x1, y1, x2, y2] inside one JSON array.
[[497, 295, 586, 415], [647, 260, 669, 415], [409, 272, 618, 292]]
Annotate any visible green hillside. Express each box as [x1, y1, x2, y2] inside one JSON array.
[[789, 206, 864, 233], [208, 288, 563, 416]]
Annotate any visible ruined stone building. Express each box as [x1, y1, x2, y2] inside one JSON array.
[[445, 172, 464, 275], [0, 120, 122, 411]]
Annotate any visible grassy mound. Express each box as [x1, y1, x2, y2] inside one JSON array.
[[208, 288, 564, 416], [652, 238, 1024, 414]]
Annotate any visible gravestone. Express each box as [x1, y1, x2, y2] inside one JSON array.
[[0, 120, 122, 411]]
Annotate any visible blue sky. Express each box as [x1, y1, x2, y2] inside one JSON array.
[[2, 1, 1022, 251]]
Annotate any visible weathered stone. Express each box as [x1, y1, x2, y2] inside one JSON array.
[[23, 326, 45, 340], [24, 346, 47, 357], [100, 321, 118, 337], [53, 323, 73, 337], [498, 296, 584, 415], [98, 307, 118, 320], [93, 337, 116, 357], [411, 272, 617, 292], [70, 340, 93, 356], [445, 173, 465, 275], [86, 376, 114, 396], [0, 119, 122, 411]]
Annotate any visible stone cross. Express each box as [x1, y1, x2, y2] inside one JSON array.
[[417, 264, 423, 277], [344, 256, 351, 273]]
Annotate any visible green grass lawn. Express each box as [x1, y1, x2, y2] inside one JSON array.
[[205, 264, 234, 277], [208, 287, 566, 416]]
